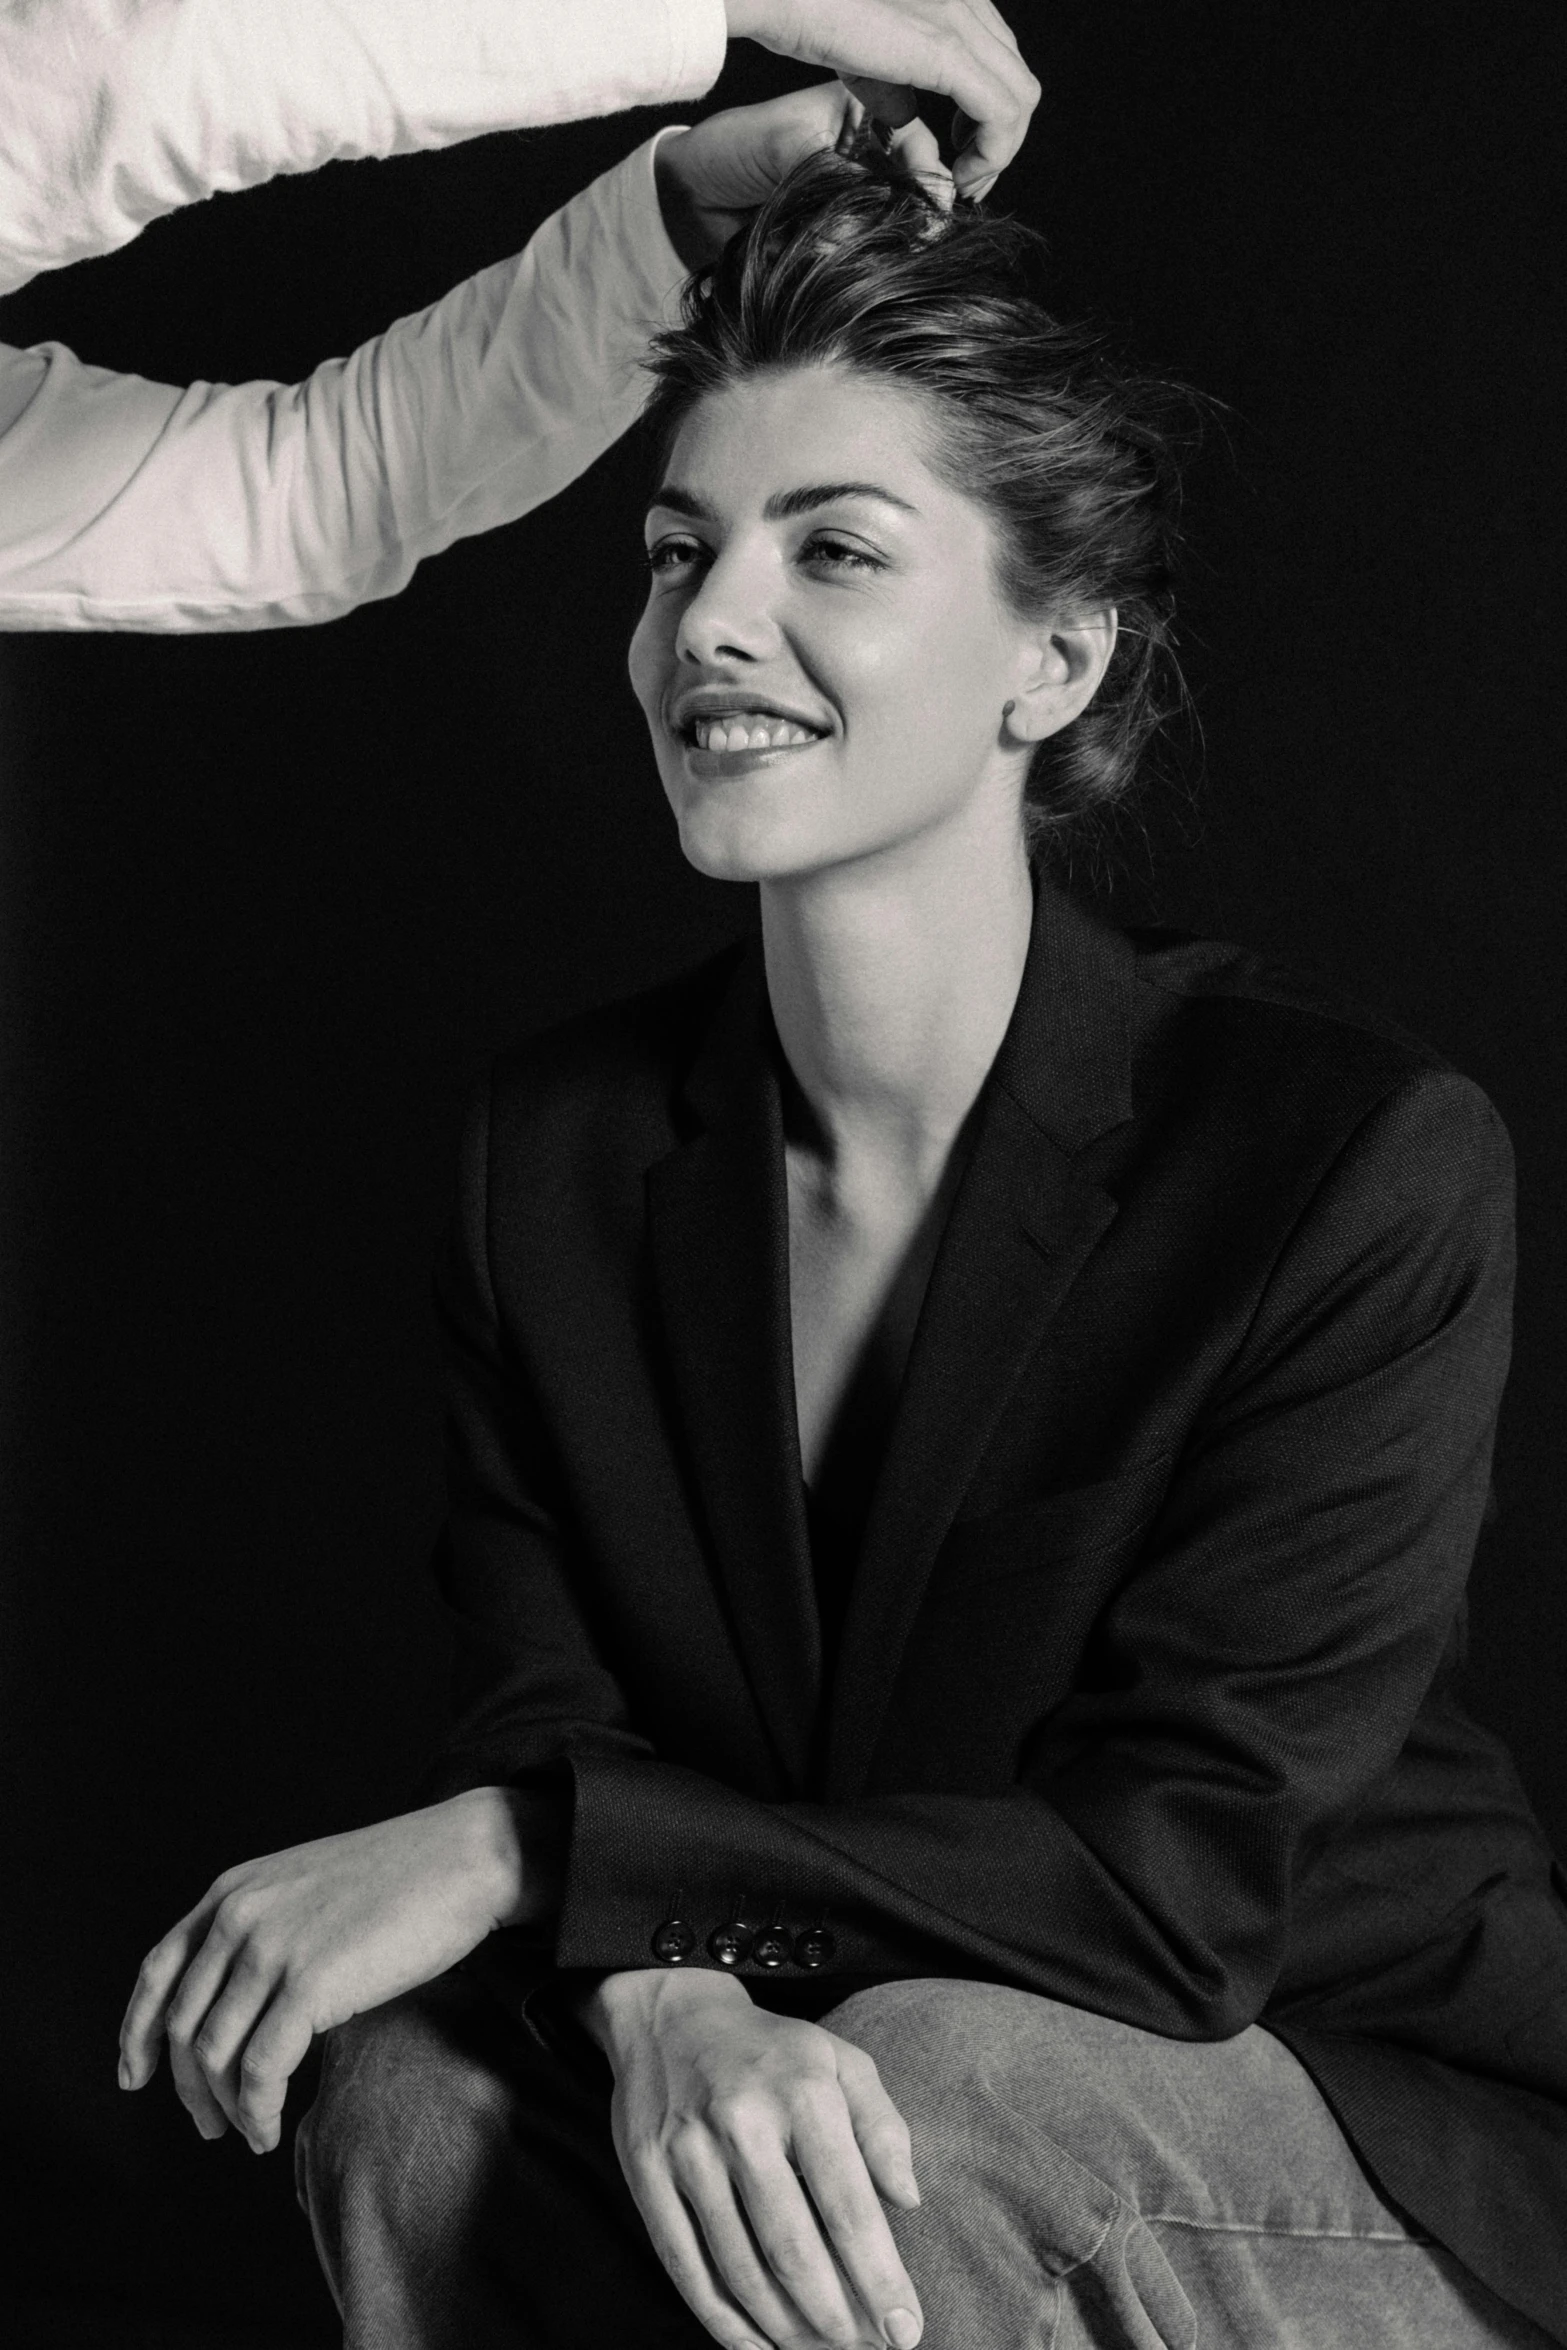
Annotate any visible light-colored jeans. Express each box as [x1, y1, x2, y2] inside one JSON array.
[[298, 1971, 1555, 2349], [830, 1980, 1552, 2349]]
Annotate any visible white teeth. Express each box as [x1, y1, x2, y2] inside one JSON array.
[[691, 713, 820, 752]]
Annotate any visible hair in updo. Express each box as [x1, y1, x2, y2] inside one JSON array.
[[642, 148, 1193, 850]]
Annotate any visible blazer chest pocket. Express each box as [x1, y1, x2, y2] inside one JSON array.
[[934, 1450, 1178, 1593]]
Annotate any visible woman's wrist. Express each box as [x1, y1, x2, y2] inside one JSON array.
[[445, 1784, 566, 1932], [578, 1965, 751, 2055]]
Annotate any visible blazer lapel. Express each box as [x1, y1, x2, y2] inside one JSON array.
[[646, 950, 821, 1791], [824, 886, 1137, 1798]]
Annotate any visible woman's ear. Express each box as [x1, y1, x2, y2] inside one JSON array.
[[1002, 607, 1118, 744]]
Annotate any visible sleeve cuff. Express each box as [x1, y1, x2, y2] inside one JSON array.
[[554, 1751, 912, 1986], [579, 128, 695, 340]]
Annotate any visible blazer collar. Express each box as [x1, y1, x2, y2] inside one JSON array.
[[647, 948, 821, 1790], [990, 875, 1135, 1150], [648, 881, 1136, 1795], [825, 880, 1135, 1792]]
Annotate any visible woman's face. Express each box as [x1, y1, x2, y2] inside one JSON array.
[[629, 365, 1058, 885]]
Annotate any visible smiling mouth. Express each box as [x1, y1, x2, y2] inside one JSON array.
[[680, 711, 827, 753]]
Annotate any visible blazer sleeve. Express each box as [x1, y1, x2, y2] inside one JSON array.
[[431, 1065, 1516, 2041], [0, 137, 687, 631]]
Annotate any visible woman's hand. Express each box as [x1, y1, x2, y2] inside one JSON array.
[[656, 82, 950, 270], [117, 1786, 561, 2156], [725, 0, 1040, 200], [583, 1969, 923, 2350]]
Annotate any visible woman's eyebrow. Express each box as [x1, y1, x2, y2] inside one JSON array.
[[765, 482, 919, 520], [646, 481, 918, 521], [646, 485, 713, 521]]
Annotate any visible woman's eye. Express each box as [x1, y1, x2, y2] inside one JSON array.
[[646, 536, 707, 575], [801, 535, 883, 574]]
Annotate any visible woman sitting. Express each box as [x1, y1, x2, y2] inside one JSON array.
[[121, 150, 1567, 2350]]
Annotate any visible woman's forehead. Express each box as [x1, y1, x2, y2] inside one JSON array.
[[656, 366, 945, 513]]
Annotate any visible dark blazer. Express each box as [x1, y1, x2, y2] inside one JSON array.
[[425, 883, 1567, 2339]]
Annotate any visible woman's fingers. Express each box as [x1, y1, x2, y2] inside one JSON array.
[[671, 2132, 830, 2350], [162, 1923, 252, 2140], [122, 1909, 236, 2138], [135, 1888, 312, 2149], [235, 1992, 316, 2153], [170, 1951, 307, 2150], [835, 2045, 921, 2210], [790, 2090, 922, 2347], [118, 1905, 209, 2087], [624, 2145, 774, 2350], [730, 2140, 873, 2350]]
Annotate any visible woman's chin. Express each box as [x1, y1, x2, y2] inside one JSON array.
[[673, 816, 816, 883], [666, 788, 831, 882]]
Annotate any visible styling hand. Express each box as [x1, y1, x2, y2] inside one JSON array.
[[725, 0, 1040, 199], [583, 1969, 923, 2350], [656, 80, 950, 269], [117, 1786, 560, 2155]]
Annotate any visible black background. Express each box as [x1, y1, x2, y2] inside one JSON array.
[[1, 2, 1563, 2339]]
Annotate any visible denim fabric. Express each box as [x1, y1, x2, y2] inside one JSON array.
[[297, 1971, 1557, 2349], [825, 1981, 1556, 2350]]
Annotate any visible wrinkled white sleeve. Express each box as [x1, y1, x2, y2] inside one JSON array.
[[0, 0, 725, 290], [0, 136, 691, 631]]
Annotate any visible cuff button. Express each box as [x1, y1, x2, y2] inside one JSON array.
[[793, 1926, 835, 1970], [707, 1922, 753, 1968], [749, 1924, 792, 1970], [651, 1917, 697, 1964]]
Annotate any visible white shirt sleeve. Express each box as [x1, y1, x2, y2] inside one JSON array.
[[0, 134, 692, 631], [0, 0, 726, 291], [0, 0, 727, 631]]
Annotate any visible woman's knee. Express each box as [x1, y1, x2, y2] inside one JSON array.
[[822, 1979, 1391, 2238], [297, 1973, 518, 2225], [823, 1976, 1094, 2111]]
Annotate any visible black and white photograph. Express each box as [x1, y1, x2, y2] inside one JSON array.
[[2, 2, 1564, 2345]]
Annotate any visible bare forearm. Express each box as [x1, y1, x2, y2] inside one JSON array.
[[479, 1784, 569, 1929]]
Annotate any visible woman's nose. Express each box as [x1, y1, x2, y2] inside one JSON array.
[[674, 546, 779, 668]]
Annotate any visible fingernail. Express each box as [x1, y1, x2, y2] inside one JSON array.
[[116, 2058, 131, 2090], [887, 2312, 921, 2350]]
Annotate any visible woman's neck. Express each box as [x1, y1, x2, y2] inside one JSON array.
[[761, 819, 1034, 1184]]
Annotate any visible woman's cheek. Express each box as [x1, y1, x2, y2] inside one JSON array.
[[626, 597, 672, 726]]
